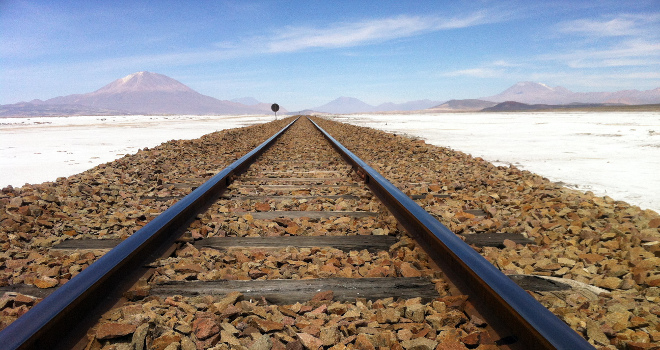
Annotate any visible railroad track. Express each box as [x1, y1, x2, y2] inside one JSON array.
[[0, 116, 594, 349]]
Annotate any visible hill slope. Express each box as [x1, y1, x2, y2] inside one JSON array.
[[1, 72, 283, 117], [484, 82, 660, 105]]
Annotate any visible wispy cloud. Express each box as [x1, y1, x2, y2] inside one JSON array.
[[541, 39, 660, 68], [266, 12, 491, 53], [45, 11, 497, 71], [490, 60, 523, 68], [439, 59, 524, 78], [549, 13, 660, 71], [557, 13, 660, 37], [527, 70, 660, 91], [441, 67, 504, 78]]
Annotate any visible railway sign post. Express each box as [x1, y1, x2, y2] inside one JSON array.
[[271, 103, 279, 120]]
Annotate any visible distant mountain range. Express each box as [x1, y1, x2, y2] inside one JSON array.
[[0, 72, 283, 117], [483, 81, 660, 105], [2, 74, 659, 117], [481, 101, 627, 112], [427, 99, 497, 111], [309, 97, 442, 114], [230, 97, 261, 105], [304, 82, 660, 114]]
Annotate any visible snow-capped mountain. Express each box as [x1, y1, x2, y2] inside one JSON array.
[[312, 97, 377, 114], [484, 82, 660, 105], [311, 97, 443, 114], [3, 72, 283, 116], [230, 97, 261, 105]]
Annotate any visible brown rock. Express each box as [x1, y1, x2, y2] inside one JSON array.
[[195, 333, 220, 349], [371, 331, 395, 348], [630, 316, 649, 328], [176, 243, 200, 257], [635, 257, 660, 269], [254, 319, 285, 332], [17, 206, 31, 216], [437, 295, 468, 310], [626, 342, 660, 350], [404, 303, 425, 323], [597, 277, 622, 290], [131, 323, 149, 350], [460, 332, 481, 347], [397, 328, 413, 342], [376, 308, 400, 323], [586, 320, 609, 346], [455, 211, 476, 222], [296, 332, 323, 350], [400, 337, 438, 350], [286, 341, 304, 350], [285, 224, 300, 235], [320, 326, 340, 346], [251, 334, 273, 350], [272, 338, 287, 350], [13, 294, 36, 306], [309, 304, 327, 315], [502, 239, 517, 249], [469, 314, 487, 327], [125, 280, 151, 301], [9, 197, 23, 207], [579, 253, 605, 264], [249, 269, 268, 279], [428, 185, 442, 192], [439, 310, 468, 328], [96, 322, 138, 340], [180, 336, 196, 350], [354, 333, 376, 350], [214, 291, 243, 312], [647, 274, 660, 287], [648, 218, 660, 229], [174, 262, 204, 273], [255, 203, 271, 212], [327, 302, 347, 315], [310, 290, 334, 303], [607, 311, 631, 332], [33, 276, 59, 289], [192, 317, 219, 340], [650, 331, 660, 342], [151, 332, 182, 350], [435, 342, 469, 350], [399, 262, 422, 277]]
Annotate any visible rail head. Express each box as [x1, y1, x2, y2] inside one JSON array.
[[0, 117, 299, 350], [308, 116, 594, 350]]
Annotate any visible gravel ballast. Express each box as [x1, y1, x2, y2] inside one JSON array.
[[0, 116, 658, 349]]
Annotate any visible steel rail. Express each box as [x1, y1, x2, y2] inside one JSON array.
[[309, 117, 594, 350], [0, 117, 299, 350]]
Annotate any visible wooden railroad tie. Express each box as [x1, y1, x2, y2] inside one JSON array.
[[52, 235, 396, 253], [150, 277, 441, 304]]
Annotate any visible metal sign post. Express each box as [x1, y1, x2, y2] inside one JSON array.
[[271, 103, 279, 120]]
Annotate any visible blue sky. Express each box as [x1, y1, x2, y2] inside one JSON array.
[[1, 0, 659, 111]]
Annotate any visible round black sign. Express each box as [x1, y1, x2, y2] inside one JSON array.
[[271, 103, 280, 113]]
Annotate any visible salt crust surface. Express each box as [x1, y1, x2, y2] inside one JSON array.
[[1, 112, 658, 213], [331, 112, 660, 213], [0, 114, 269, 188]]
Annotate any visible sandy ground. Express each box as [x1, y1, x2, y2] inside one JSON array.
[[1, 112, 659, 213], [328, 111, 660, 213]]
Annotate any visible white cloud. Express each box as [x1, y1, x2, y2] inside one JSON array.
[[551, 13, 660, 69], [559, 17, 639, 37], [491, 60, 522, 68], [557, 13, 660, 38], [266, 12, 490, 53], [441, 68, 504, 78], [543, 39, 660, 68]]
